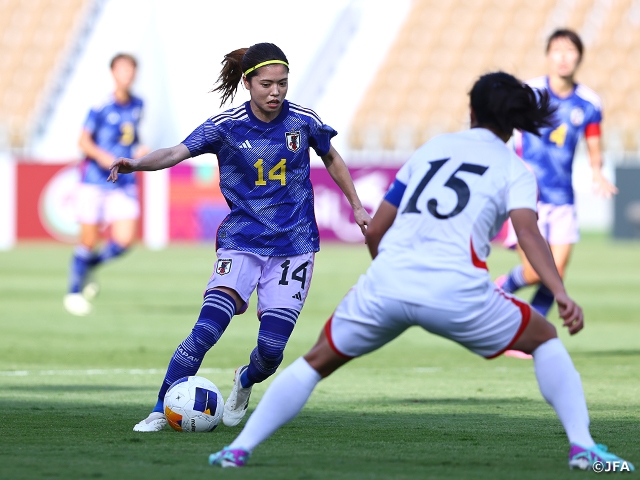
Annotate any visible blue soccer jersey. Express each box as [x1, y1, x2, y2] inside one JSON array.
[[81, 94, 144, 189], [182, 100, 337, 256], [518, 76, 602, 205]]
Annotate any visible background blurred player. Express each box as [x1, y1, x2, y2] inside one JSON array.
[[209, 72, 633, 472], [108, 43, 371, 432], [63, 53, 148, 316], [497, 30, 617, 341]]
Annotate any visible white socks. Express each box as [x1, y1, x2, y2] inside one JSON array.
[[230, 357, 322, 452], [230, 339, 595, 453], [532, 338, 595, 447]]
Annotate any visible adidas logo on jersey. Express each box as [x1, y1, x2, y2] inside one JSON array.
[[291, 292, 302, 300], [239, 140, 252, 149]]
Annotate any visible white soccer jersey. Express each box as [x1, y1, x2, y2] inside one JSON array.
[[366, 128, 537, 308]]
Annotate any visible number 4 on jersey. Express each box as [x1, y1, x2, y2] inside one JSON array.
[[403, 158, 488, 219], [549, 123, 567, 148]]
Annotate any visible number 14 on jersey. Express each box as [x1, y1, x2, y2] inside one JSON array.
[[254, 159, 286, 186]]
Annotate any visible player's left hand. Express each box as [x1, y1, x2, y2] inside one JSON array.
[[556, 292, 584, 335], [107, 157, 137, 183], [592, 171, 618, 199], [353, 206, 372, 236]]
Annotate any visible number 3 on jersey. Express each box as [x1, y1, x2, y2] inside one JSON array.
[[254, 159, 286, 186], [403, 158, 488, 218]]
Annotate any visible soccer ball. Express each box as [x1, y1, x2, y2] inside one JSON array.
[[163, 376, 224, 433]]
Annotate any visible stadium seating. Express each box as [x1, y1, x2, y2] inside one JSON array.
[[349, 0, 640, 154], [0, 0, 86, 149]]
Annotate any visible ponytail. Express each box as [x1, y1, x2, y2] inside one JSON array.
[[470, 72, 556, 136], [212, 48, 248, 107], [212, 43, 289, 107]]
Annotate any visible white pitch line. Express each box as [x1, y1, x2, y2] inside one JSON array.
[[0, 368, 234, 377], [0, 365, 533, 377]]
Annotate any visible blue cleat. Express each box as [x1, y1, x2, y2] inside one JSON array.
[[209, 446, 250, 468], [569, 443, 635, 471]]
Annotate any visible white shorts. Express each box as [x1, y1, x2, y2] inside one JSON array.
[[504, 202, 579, 248], [207, 248, 315, 314], [76, 184, 140, 225], [326, 277, 531, 359]]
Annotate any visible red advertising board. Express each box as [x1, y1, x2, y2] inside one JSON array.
[[311, 166, 399, 242], [14, 162, 399, 245], [16, 162, 144, 242]]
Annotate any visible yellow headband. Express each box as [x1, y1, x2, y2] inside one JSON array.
[[243, 60, 289, 76]]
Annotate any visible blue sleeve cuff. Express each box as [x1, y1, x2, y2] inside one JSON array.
[[384, 179, 407, 208]]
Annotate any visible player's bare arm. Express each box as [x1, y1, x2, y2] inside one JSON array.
[[365, 200, 397, 259], [108, 144, 191, 182], [78, 129, 116, 169], [320, 145, 371, 235], [586, 135, 618, 198], [510, 208, 583, 334]]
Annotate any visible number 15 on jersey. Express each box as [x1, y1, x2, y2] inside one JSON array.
[[403, 158, 488, 219]]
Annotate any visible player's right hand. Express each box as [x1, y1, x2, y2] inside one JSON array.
[[555, 292, 583, 335], [107, 157, 136, 182]]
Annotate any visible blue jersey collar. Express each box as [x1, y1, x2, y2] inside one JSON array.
[[545, 76, 577, 101], [244, 100, 289, 127]]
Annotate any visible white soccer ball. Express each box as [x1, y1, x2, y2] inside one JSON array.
[[163, 376, 224, 433]]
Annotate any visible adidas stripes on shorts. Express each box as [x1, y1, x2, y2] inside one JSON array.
[[207, 248, 315, 313]]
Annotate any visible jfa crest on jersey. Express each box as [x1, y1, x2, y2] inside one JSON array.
[[286, 131, 301, 152], [216, 259, 232, 275], [182, 101, 337, 256], [81, 94, 144, 189], [517, 76, 602, 206]]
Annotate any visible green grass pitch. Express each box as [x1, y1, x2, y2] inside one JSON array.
[[1, 234, 638, 479]]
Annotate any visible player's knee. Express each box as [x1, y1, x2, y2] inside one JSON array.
[[539, 320, 557, 342], [531, 322, 557, 351], [80, 235, 98, 250], [209, 287, 244, 313], [523, 267, 540, 284]]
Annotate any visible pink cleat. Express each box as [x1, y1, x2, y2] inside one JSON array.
[[504, 350, 533, 360], [494, 275, 507, 289]]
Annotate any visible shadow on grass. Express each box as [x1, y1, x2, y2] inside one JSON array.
[[572, 349, 640, 357], [0, 399, 636, 480], [388, 397, 537, 406]]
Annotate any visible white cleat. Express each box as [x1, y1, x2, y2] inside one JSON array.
[[63, 293, 92, 316], [223, 365, 252, 427], [133, 412, 167, 432]]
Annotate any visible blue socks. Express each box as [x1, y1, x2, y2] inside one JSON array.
[[154, 290, 237, 412], [89, 241, 127, 267], [153, 398, 164, 413], [502, 265, 527, 294], [502, 265, 555, 316], [68, 241, 128, 294], [531, 284, 555, 316], [68, 245, 93, 293], [241, 308, 299, 388]]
